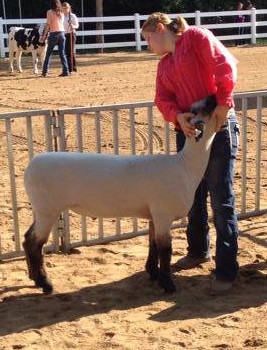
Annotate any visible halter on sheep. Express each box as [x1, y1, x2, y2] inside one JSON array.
[[23, 95, 217, 294]]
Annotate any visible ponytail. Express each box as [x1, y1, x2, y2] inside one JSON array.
[[142, 12, 189, 36], [167, 17, 188, 34]]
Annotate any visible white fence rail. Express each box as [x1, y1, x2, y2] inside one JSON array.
[[1, 9, 267, 57], [0, 91, 267, 260]]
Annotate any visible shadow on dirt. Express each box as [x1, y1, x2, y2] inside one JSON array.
[[1, 258, 267, 336]]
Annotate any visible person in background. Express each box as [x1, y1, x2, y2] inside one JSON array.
[[40, 0, 69, 77], [62, 2, 79, 73], [235, 2, 245, 46], [243, 0, 255, 44], [142, 12, 239, 295]]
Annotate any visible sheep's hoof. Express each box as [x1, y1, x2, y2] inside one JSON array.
[[149, 270, 159, 281], [42, 282, 53, 295], [159, 275, 176, 293], [35, 276, 53, 295]]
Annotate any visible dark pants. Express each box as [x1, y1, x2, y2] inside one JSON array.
[[236, 27, 245, 46], [42, 31, 69, 75], [65, 32, 77, 72], [176, 111, 239, 282], [244, 23, 251, 44]]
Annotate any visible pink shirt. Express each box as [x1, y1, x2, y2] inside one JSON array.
[[46, 10, 64, 32], [155, 26, 237, 128]]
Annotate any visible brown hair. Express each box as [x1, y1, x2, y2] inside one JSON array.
[[142, 12, 189, 36], [51, 0, 62, 16]]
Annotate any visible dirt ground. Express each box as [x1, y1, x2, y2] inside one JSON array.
[[0, 46, 267, 350]]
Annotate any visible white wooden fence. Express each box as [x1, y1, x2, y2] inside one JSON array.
[[1, 8, 267, 57], [0, 91, 267, 260]]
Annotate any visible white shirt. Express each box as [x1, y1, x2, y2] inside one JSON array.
[[63, 13, 79, 33]]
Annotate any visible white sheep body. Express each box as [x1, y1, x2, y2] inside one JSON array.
[[25, 151, 195, 222], [23, 96, 217, 294]]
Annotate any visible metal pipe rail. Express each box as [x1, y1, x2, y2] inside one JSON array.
[[0, 90, 266, 259]]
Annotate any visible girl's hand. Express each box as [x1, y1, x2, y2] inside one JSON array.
[[177, 113, 196, 138], [212, 106, 229, 131]]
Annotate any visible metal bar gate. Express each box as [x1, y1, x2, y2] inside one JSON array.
[[0, 91, 267, 260]]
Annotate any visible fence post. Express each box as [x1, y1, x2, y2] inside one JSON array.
[[0, 17, 5, 58], [134, 13, 141, 51], [195, 10, 201, 26], [251, 8, 256, 45]]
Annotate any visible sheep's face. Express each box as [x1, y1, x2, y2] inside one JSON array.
[[190, 117, 206, 142], [190, 95, 217, 142]]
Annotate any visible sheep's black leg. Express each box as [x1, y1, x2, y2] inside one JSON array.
[[23, 223, 53, 294], [145, 221, 159, 281], [157, 236, 176, 293], [23, 223, 35, 280]]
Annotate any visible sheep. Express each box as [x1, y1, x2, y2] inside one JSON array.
[[23, 95, 217, 294]]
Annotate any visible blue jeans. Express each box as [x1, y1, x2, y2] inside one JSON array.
[[42, 32, 69, 75], [176, 111, 239, 281]]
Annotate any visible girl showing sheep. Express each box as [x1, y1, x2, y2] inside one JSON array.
[[23, 12, 238, 296], [141, 12, 239, 294]]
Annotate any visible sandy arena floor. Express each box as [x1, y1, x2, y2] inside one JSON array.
[[0, 46, 267, 350]]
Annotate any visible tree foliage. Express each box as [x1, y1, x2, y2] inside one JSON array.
[[0, 0, 265, 19]]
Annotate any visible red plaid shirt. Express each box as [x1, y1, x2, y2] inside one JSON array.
[[155, 26, 237, 129]]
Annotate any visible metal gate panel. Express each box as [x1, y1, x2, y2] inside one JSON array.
[[0, 110, 54, 260], [56, 95, 267, 252], [0, 92, 267, 260]]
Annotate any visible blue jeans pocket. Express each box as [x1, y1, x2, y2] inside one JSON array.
[[228, 120, 240, 158], [210, 116, 239, 159]]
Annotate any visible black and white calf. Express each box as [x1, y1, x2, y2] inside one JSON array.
[[9, 26, 47, 74]]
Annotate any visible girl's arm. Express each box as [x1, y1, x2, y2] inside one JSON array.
[[191, 27, 237, 109], [71, 14, 79, 30], [40, 10, 51, 42], [155, 71, 181, 124], [191, 27, 237, 130], [155, 72, 196, 137]]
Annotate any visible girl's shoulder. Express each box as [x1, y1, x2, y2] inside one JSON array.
[[47, 9, 61, 17], [183, 26, 211, 39], [182, 26, 216, 47]]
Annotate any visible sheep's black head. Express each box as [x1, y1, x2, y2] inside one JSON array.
[[190, 95, 217, 142], [190, 95, 217, 117]]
